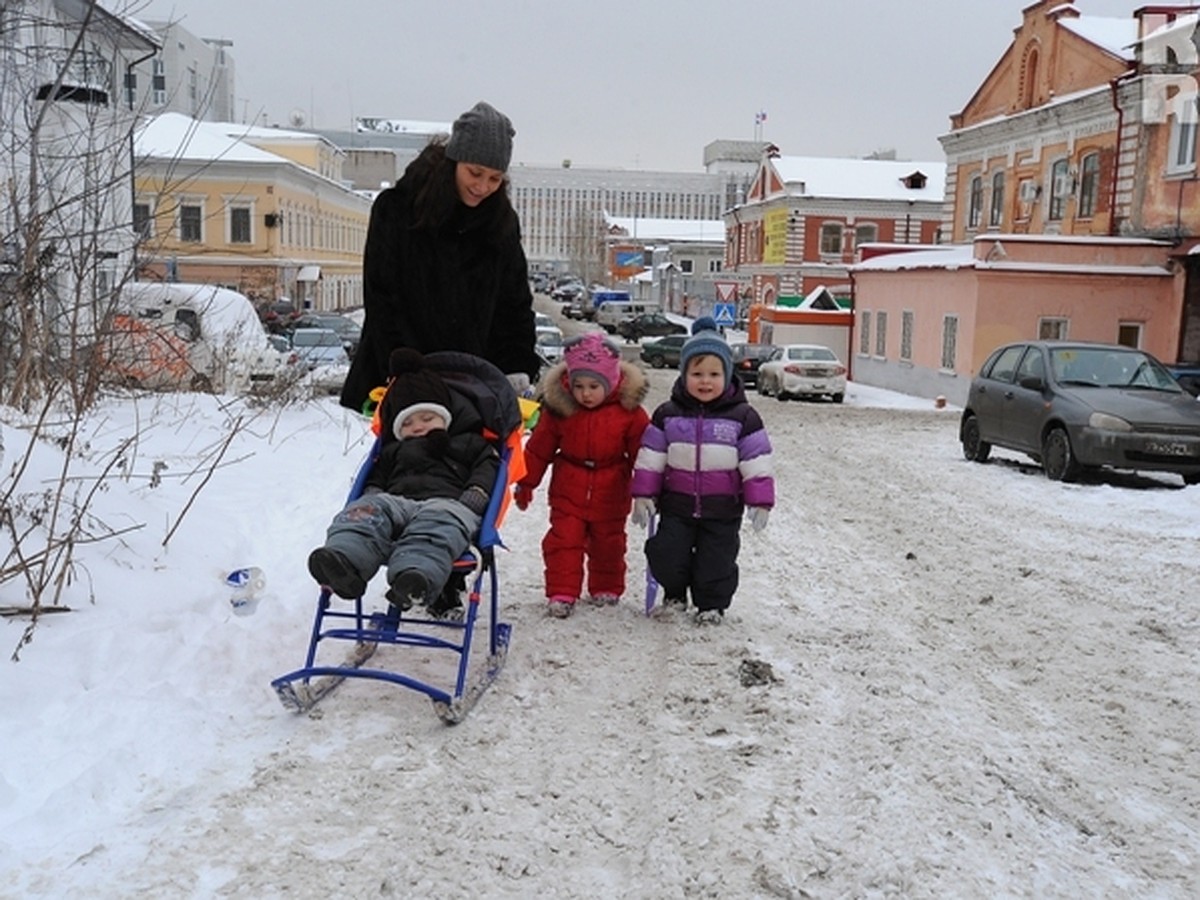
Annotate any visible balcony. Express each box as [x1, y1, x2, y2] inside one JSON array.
[[27, 46, 112, 105]]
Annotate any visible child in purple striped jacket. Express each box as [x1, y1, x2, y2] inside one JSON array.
[[630, 318, 775, 624]]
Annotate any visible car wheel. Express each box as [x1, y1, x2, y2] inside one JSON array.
[[776, 389, 790, 402], [961, 414, 991, 463], [649, 355, 665, 369], [831, 392, 844, 404], [1041, 426, 1080, 482]]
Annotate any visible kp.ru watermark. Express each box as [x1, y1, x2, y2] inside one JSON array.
[[1140, 13, 1200, 125]]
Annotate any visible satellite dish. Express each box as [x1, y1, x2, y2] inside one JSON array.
[[288, 108, 306, 128]]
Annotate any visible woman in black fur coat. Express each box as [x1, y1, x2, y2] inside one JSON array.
[[340, 101, 541, 413]]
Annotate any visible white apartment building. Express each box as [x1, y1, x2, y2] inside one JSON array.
[[128, 19, 235, 122]]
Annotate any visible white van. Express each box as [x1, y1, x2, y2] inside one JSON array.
[[103, 282, 286, 394], [594, 301, 655, 334]]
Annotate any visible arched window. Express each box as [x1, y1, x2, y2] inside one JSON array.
[[989, 171, 1005, 227], [1077, 152, 1100, 218], [1022, 46, 1039, 108], [1048, 158, 1070, 221], [967, 175, 984, 229]]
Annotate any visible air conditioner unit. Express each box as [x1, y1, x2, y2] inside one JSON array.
[[1019, 181, 1040, 202], [1053, 172, 1075, 197]]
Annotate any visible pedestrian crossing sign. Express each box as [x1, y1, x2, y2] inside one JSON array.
[[713, 302, 736, 327]]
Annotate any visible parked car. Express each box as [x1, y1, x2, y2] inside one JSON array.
[[257, 298, 301, 335], [288, 328, 349, 395], [616, 313, 688, 342], [534, 311, 557, 331], [105, 282, 287, 394], [562, 298, 589, 321], [1166, 361, 1200, 397], [757, 344, 847, 402], [960, 340, 1200, 484], [290, 313, 361, 359], [551, 282, 585, 303], [639, 334, 687, 369], [729, 342, 777, 387], [595, 301, 655, 333], [536, 328, 565, 363]]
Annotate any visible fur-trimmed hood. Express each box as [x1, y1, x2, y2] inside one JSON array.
[[537, 358, 648, 417]]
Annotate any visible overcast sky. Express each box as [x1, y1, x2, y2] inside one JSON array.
[[129, 0, 1155, 172]]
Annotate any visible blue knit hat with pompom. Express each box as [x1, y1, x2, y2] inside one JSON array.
[[679, 316, 733, 387]]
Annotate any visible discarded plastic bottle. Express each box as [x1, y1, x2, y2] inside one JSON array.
[[226, 566, 266, 615]]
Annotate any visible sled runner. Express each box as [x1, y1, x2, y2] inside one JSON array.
[[271, 351, 524, 724]]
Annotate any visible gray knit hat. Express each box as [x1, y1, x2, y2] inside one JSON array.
[[445, 101, 515, 172], [680, 316, 733, 388]]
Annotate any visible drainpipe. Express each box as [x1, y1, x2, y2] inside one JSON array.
[[126, 46, 158, 282], [1107, 73, 1131, 236], [846, 269, 856, 382]]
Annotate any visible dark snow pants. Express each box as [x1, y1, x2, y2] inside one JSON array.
[[645, 514, 740, 612]]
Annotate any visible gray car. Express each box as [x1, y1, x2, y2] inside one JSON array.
[[960, 340, 1200, 484]]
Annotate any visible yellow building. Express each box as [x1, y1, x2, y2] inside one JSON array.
[[133, 112, 372, 312]]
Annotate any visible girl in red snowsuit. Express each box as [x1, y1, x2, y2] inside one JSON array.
[[515, 333, 650, 618]]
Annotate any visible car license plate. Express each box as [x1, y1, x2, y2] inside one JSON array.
[[1145, 440, 1193, 456]]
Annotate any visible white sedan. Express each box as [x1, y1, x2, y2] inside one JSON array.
[[757, 344, 847, 403]]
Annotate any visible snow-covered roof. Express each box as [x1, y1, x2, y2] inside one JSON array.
[[1059, 15, 1138, 59], [770, 156, 947, 202], [354, 117, 452, 135], [852, 245, 976, 272], [605, 215, 725, 243], [135, 113, 289, 164]]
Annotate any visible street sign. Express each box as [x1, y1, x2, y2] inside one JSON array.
[[713, 302, 736, 326]]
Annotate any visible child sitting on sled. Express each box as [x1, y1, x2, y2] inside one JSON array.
[[514, 332, 650, 618], [307, 348, 499, 614]]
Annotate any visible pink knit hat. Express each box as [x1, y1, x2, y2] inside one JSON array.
[[564, 332, 621, 395]]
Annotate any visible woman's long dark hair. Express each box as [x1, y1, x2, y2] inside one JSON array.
[[402, 139, 516, 243]]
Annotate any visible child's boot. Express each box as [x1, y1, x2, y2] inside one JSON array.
[[387, 569, 430, 612], [307, 548, 367, 599]]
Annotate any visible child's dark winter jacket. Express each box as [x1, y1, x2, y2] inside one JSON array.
[[632, 374, 774, 519], [520, 359, 650, 521], [367, 388, 498, 514]]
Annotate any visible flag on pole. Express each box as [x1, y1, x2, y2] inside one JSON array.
[[755, 110, 767, 125]]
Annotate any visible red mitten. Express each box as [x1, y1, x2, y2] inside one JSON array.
[[514, 483, 534, 511]]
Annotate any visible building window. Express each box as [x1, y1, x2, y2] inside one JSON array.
[[179, 203, 202, 242], [1077, 152, 1100, 218], [1168, 105, 1198, 173], [819, 222, 843, 256], [707, 258, 721, 273], [941, 315, 958, 370], [1038, 317, 1068, 340], [874, 311, 887, 358], [1048, 158, 1070, 221], [229, 206, 251, 244], [989, 171, 1005, 227], [133, 202, 152, 238], [124, 70, 136, 108], [967, 175, 983, 229], [854, 223, 878, 250], [900, 310, 914, 362], [859, 310, 871, 355], [152, 58, 166, 105], [1117, 322, 1142, 348], [678, 258, 693, 274]]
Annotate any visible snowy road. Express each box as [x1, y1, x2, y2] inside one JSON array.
[[12, 370, 1198, 899]]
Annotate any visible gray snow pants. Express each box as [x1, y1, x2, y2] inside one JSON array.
[[323, 492, 482, 594]]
